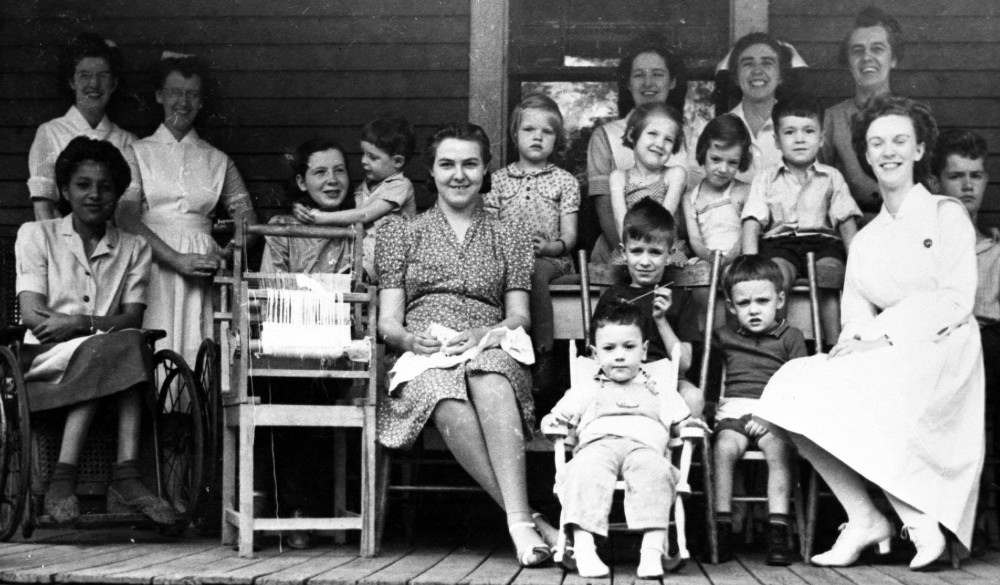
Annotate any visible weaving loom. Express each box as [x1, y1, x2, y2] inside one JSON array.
[[256, 274, 354, 359]]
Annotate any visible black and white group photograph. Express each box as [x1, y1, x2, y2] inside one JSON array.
[[0, 1, 998, 583]]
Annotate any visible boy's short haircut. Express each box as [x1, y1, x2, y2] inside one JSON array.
[[932, 129, 989, 177], [723, 254, 785, 300], [591, 299, 648, 344], [771, 95, 824, 131], [623, 198, 677, 246], [361, 115, 417, 162], [695, 113, 753, 172], [623, 102, 685, 154]]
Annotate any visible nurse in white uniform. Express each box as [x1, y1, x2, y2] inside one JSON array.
[[118, 54, 257, 367], [756, 95, 984, 570]]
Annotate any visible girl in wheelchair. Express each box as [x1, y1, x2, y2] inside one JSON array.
[[541, 301, 708, 579], [15, 136, 174, 525]]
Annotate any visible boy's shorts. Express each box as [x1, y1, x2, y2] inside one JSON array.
[[715, 397, 759, 446], [759, 234, 846, 277]]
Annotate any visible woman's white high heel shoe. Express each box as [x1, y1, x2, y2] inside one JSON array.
[[810, 518, 893, 567], [902, 519, 946, 571]]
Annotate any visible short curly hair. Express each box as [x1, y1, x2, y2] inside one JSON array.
[[58, 33, 125, 102], [931, 129, 988, 177], [616, 33, 688, 114], [839, 7, 904, 68], [727, 32, 793, 87], [851, 95, 938, 185], [55, 136, 132, 199], [723, 254, 784, 301], [424, 122, 492, 195]]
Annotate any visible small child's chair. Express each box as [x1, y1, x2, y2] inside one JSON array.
[[549, 343, 707, 571]]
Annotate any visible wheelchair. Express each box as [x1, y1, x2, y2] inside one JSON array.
[[0, 324, 207, 540]]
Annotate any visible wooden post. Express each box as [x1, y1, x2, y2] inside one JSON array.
[[730, 0, 769, 41], [469, 0, 509, 167]]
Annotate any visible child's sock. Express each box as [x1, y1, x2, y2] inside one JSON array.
[[572, 528, 609, 578], [637, 529, 666, 579]]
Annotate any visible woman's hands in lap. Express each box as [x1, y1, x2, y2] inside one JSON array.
[[409, 332, 443, 355], [442, 327, 488, 356], [30, 309, 87, 343], [829, 336, 890, 358]]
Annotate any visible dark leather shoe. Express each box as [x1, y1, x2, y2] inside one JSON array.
[[766, 522, 797, 566]]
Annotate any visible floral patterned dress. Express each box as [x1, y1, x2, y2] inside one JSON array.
[[375, 204, 535, 449]]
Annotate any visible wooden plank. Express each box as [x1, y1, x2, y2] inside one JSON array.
[[831, 565, 905, 585], [0, 0, 471, 19], [794, 43, 1000, 72], [507, 560, 562, 585], [136, 546, 251, 584], [771, 16, 1000, 44], [358, 547, 454, 585], [791, 71, 1000, 99], [208, 547, 331, 585], [769, 0, 999, 17], [2, 543, 157, 584], [0, 17, 472, 46], [162, 545, 285, 585], [411, 545, 494, 585], [3, 44, 469, 74], [255, 548, 358, 585], [0, 98, 468, 127], [0, 71, 470, 100], [957, 556, 1000, 580], [873, 562, 958, 585], [307, 546, 413, 585], [736, 552, 809, 585], [788, 563, 858, 585], [459, 547, 523, 585], [55, 541, 218, 584]]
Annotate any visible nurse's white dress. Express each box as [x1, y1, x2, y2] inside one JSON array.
[[123, 125, 252, 366], [756, 184, 984, 549]]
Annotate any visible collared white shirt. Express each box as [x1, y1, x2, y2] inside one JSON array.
[[729, 102, 783, 184], [15, 216, 151, 344], [28, 106, 137, 202], [123, 124, 251, 222]]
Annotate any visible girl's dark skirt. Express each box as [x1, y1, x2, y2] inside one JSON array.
[[20, 330, 153, 413]]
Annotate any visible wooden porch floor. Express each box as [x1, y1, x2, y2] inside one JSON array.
[[1, 528, 999, 585]]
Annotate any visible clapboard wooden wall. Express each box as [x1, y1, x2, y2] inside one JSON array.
[[0, 0, 471, 233], [770, 0, 1000, 230]]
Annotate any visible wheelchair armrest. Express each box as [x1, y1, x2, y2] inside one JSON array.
[[142, 329, 168, 349], [0, 325, 26, 345]]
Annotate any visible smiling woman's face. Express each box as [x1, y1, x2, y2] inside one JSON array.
[[848, 25, 896, 91], [63, 160, 119, 228], [431, 138, 485, 212], [864, 113, 924, 191], [736, 43, 781, 103], [629, 51, 674, 108]]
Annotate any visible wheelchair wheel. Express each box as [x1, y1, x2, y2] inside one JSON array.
[[153, 349, 204, 529], [194, 339, 219, 484], [0, 346, 29, 541]]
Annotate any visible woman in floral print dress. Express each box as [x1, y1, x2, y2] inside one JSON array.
[[375, 122, 554, 567]]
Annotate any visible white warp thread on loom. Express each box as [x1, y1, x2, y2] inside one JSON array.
[[259, 287, 353, 359]]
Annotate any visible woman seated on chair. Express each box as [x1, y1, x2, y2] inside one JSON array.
[[375, 122, 555, 567], [755, 96, 983, 570], [15, 136, 174, 526]]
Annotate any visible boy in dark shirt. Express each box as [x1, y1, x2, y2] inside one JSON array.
[[711, 255, 807, 566], [594, 198, 704, 416]]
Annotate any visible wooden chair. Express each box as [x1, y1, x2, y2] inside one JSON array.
[[220, 217, 380, 558], [701, 251, 828, 563]]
